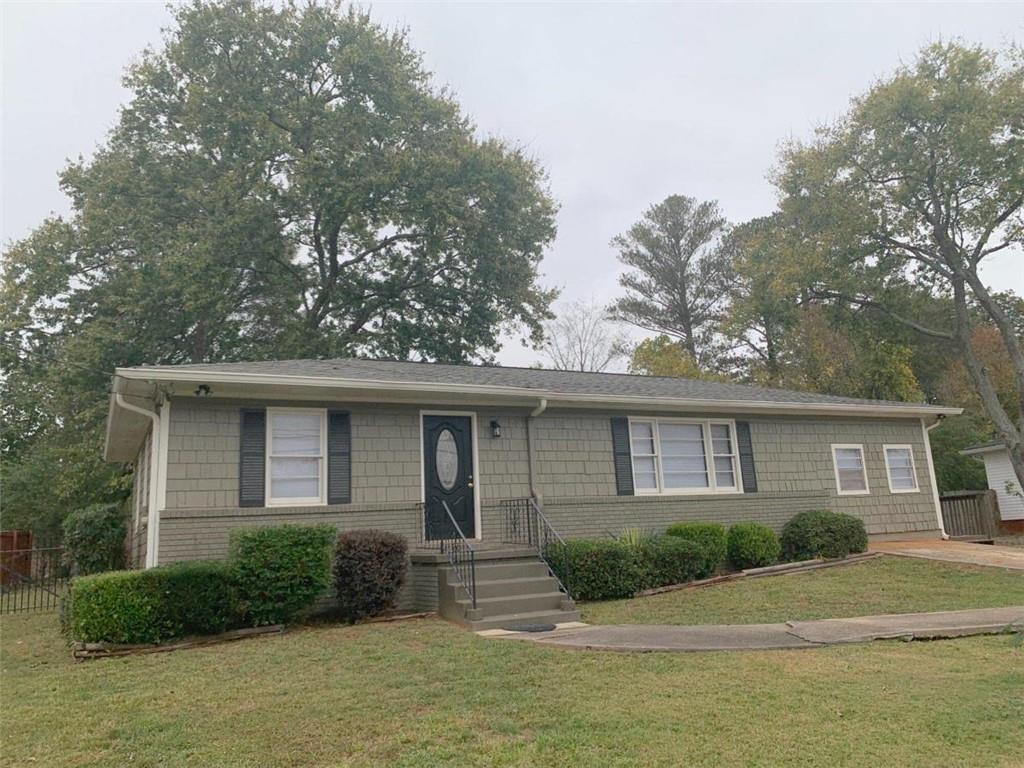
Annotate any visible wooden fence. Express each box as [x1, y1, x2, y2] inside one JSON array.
[[940, 490, 1001, 540]]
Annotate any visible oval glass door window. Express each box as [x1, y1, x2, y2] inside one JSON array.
[[435, 429, 459, 490]]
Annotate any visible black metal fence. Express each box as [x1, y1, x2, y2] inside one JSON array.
[[0, 539, 68, 614]]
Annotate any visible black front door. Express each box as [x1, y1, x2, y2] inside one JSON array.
[[423, 414, 476, 540]]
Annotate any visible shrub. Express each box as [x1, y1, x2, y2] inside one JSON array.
[[665, 522, 728, 577], [230, 524, 335, 626], [62, 503, 127, 575], [544, 539, 644, 601], [638, 536, 704, 589], [334, 530, 408, 623], [65, 561, 239, 644], [780, 510, 869, 562], [727, 523, 781, 569]]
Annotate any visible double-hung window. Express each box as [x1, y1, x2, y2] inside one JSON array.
[[831, 444, 869, 495], [883, 445, 919, 493], [629, 419, 739, 494], [266, 409, 326, 505]]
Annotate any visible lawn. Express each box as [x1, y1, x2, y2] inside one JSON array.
[[581, 556, 1024, 626], [2, 609, 1023, 767]]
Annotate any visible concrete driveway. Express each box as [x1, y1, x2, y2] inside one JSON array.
[[870, 539, 1024, 570]]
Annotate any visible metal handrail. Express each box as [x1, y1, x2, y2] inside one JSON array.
[[501, 497, 572, 599], [436, 501, 477, 609]]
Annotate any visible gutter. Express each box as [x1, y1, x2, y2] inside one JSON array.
[[526, 398, 548, 500], [114, 394, 162, 567], [922, 416, 949, 540], [114, 367, 962, 419]]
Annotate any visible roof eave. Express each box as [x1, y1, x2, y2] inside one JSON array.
[[113, 367, 963, 419]]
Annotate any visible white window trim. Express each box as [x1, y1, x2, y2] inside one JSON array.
[[628, 417, 742, 496], [831, 443, 870, 496], [265, 407, 328, 507], [883, 443, 920, 494]]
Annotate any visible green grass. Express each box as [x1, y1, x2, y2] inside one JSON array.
[[581, 556, 1024, 626], [2, 609, 1024, 767]]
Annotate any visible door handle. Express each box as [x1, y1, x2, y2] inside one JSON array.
[[467, 481, 474, 488]]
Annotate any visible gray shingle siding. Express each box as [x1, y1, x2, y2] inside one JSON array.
[[157, 399, 940, 576]]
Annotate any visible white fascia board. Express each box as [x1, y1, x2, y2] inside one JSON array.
[[113, 368, 963, 419]]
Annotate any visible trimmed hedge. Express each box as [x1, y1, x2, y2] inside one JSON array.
[[545, 539, 644, 601], [546, 535, 706, 600], [62, 503, 127, 575], [334, 529, 408, 623], [638, 536, 704, 590], [727, 523, 781, 569], [231, 524, 335, 626], [781, 510, 868, 562], [665, 522, 727, 577], [66, 561, 239, 644]]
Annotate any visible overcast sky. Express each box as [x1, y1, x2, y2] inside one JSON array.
[[3, 2, 1022, 366]]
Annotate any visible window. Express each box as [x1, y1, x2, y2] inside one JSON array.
[[831, 444, 869, 495], [629, 419, 739, 494], [884, 445, 919, 493], [266, 409, 326, 505]]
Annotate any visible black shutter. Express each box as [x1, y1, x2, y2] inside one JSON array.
[[327, 410, 352, 505], [610, 417, 634, 496], [736, 420, 758, 493], [239, 408, 266, 507]]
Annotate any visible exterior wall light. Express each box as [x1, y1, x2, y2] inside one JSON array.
[[490, 420, 502, 438]]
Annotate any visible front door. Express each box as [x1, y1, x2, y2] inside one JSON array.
[[423, 414, 476, 540]]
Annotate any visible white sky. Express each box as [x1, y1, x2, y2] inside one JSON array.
[[3, 2, 1022, 367]]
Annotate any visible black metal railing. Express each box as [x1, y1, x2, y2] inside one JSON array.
[[0, 543, 67, 614], [434, 501, 477, 609], [501, 497, 572, 599]]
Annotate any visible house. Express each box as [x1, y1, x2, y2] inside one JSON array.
[[960, 442, 1024, 533], [104, 358, 959, 628]]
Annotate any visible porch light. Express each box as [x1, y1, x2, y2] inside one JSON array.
[[490, 420, 502, 438]]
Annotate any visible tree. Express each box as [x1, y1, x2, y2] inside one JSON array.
[[0, 0, 558, 536], [628, 335, 727, 381], [720, 214, 802, 384], [537, 300, 627, 372], [611, 195, 733, 368], [775, 42, 1024, 488]]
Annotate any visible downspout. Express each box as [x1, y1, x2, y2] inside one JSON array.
[[526, 398, 548, 501], [922, 416, 949, 540], [115, 394, 162, 566]]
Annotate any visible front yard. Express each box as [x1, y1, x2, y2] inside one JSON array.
[[2, 556, 1023, 767], [581, 556, 1024, 625]]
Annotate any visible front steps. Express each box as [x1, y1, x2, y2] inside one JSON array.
[[413, 546, 579, 631]]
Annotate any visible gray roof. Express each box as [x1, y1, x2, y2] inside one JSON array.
[[120, 357, 953, 411], [960, 440, 1006, 455]]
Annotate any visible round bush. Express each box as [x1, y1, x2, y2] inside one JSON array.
[[780, 510, 868, 562], [727, 523, 781, 569], [62, 502, 127, 576], [638, 536, 704, 589], [664, 522, 727, 577], [544, 539, 644, 601], [334, 529, 408, 623]]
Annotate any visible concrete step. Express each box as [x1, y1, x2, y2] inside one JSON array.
[[465, 609, 582, 632], [465, 560, 552, 580], [472, 576, 563, 599], [457, 591, 566, 617]]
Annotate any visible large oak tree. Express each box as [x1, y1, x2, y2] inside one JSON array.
[[775, 42, 1024, 488], [1, 0, 557, 535]]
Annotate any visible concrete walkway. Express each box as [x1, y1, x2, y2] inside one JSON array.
[[481, 606, 1024, 653], [870, 539, 1024, 570]]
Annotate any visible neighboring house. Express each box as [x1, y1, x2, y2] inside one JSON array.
[[960, 442, 1024, 532], [105, 358, 959, 627]]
